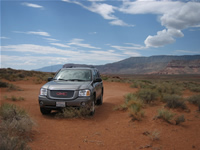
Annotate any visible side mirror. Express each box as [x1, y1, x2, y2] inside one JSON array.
[[94, 78, 102, 83], [48, 77, 53, 82]]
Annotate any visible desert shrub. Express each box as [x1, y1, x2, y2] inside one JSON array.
[[188, 95, 200, 111], [56, 107, 91, 118], [0, 81, 9, 88], [163, 94, 187, 110], [185, 82, 200, 93], [4, 95, 25, 101], [136, 89, 158, 103], [7, 84, 22, 91], [0, 103, 34, 150], [175, 115, 185, 125], [115, 93, 145, 121], [157, 109, 175, 123], [148, 130, 160, 141], [128, 99, 144, 121], [156, 82, 182, 96]]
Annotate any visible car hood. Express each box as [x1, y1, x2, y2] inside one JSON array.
[[42, 80, 91, 90]]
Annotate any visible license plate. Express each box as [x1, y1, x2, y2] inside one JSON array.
[[56, 102, 65, 107]]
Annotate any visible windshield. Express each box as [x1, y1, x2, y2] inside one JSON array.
[[54, 69, 92, 81]]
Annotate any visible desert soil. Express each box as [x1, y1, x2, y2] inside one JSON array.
[[1, 80, 200, 150]]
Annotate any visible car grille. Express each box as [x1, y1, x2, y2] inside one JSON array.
[[49, 90, 74, 99]]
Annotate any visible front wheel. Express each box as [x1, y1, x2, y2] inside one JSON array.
[[96, 93, 103, 105], [89, 99, 95, 116], [40, 107, 51, 115]]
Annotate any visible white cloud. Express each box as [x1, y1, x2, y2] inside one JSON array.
[[119, 0, 200, 47], [123, 51, 141, 57], [44, 38, 59, 42], [109, 19, 134, 27], [111, 43, 147, 50], [0, 37, 9, 39], [145, 29, 175, 47], [14, 31, 50, 37], [68, 38, 101, 49], [27, 31, 50, 37], [22, 2, 43, 9], [50, 43, 70, 48], [1, 44, 78, 55], [1, 44, 126, 69], [62, 0, 133, 27]]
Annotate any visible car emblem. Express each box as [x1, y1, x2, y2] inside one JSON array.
[[56, 92, 67, 96]]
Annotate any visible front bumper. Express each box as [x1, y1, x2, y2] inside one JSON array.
[[38, 95, 93, 110]]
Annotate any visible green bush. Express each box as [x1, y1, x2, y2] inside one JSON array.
[[156, 82, 182, 96], [157, 109, 175, 123], [128, 99, 144, 121], [188, 95, 200, 111], [136, 89, 158, 103], [163, 94, 187, 110]]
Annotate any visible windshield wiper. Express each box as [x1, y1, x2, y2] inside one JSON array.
[[67, 79, 86, 81], [57, 79, 69, 81]]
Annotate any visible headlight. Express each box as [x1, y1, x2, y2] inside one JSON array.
[[40, 88, 47, 96], [79, 90, 90, 96]]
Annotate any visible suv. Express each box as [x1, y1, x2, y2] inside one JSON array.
[[38, 67, 103, 115]]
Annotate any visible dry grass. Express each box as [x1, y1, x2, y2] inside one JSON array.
[[0, 103, 35, 150]]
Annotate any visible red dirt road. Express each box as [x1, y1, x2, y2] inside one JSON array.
[[1, 80, 200, 150]]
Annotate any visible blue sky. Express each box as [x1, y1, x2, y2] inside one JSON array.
[[1, 0, 200, 70]]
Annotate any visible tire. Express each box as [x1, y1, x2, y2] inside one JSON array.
[[40, 107, 51, 115], [96, 93, 103, 105], [90, 98, 95, 116]]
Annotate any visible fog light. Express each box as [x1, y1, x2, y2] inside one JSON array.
[[39, 101, 43, 106], [81, 102, 86, 106]]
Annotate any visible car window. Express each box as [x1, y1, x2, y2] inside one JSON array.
[[55, 69, 92, 81]]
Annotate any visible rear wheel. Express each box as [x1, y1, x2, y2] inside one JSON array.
[[40, 107, 51, 115]]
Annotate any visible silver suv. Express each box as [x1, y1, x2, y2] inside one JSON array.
[[38, 67, 103, 115]]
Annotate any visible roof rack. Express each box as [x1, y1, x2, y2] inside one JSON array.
[[63, 64, 95, 68]]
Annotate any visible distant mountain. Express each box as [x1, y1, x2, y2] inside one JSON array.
[[96, 55, 200, 74], [34, 64, 63, 72], [35, 55, 200, 74]]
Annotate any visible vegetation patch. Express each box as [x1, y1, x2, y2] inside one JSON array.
[[4, 95, 25, 101], [188, 94, 200, 111], [0, 81, 9, 88], [114, 93, 145, 121], [136, 89, 158, 104], [0, 103, 35, 150], [175, 115, 185, 125], [163, 94, 187, 110], [156, 109, 176, 124], [55, 107, 91, 118]]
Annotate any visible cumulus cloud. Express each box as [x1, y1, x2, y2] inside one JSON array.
[[145, 29, 175, 47], [119, 0, 200, 47]]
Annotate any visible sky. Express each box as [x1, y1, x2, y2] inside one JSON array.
[[1, 0, 200, 70]]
